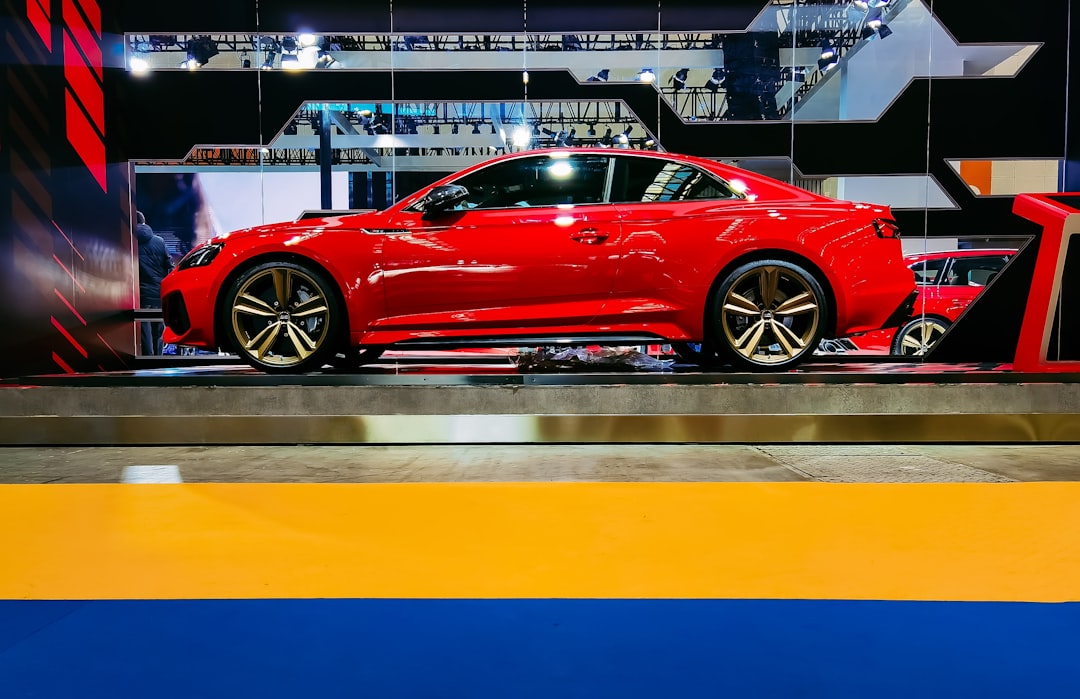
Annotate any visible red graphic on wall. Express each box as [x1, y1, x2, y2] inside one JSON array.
[[62, 0, 105, 192]]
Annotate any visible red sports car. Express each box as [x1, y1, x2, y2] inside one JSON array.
[[853, 248, 1015, 355], [161, 148, 916, 373]]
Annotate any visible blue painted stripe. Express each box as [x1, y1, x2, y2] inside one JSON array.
[[1, 599, 1078, 698]]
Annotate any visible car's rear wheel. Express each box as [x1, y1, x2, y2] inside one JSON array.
[[891, 316, 950, 356], [223, 260, 341, 373], [711, 259, 827, 371]]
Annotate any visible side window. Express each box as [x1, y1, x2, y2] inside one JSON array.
[[911, 258, 948, 284], [449, 154, 609, 210], [947, 256, 1010, 286], [611, 156, 740, 203]]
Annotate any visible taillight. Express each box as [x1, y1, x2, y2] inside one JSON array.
[[873, 218, 901, 239]]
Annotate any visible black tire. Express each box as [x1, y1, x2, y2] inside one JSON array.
[[710, 259, 828, 371], [222, 260, 342, 373], [891, 316, 950, 356]]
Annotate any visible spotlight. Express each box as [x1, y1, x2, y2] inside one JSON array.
[[587, 68, 610, 82], [184, 36, 218, 68], [298, 33, 320, 48], [240, 51, 252, 69], [818, 39, 838, 71], [600, 127, 613, 146], [586, 123, 596, 136], [511, 127, 532, 147], [471, 123, 482, 135], [314, 51, 338, 69], [637, 68, 655, 83], [541, 127, 558, 138], [704, 67, 726, 92], [129, 55, 150, 74], [281, 37, 297, 52], [452, 123, 459, 135], [671, 68, 689, 91], [866, 6, 884, 29], [612, 133, 629, 148], [280, 54, 300, 70]]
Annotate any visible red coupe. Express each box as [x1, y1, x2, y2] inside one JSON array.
[[161, 149, 916, 372], [853, 248, 1016, 355]]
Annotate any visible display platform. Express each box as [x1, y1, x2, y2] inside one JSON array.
[[3, 353, 1079, 445]]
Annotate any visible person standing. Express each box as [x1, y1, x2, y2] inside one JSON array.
[[135, 211, 172, 355]]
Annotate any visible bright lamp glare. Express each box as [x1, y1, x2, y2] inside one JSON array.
[[548, 161, 573, 178], [298, 33, 319, 47], [129, 56, 150, 74], [637, 68, 656, 83], [512, 127, 532, 147]]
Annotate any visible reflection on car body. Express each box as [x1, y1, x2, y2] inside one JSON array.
[[161, 148, 916, 373]]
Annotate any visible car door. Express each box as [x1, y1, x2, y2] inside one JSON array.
[[925, 254, 1012, 318], [378, 153, 622, 331], [605, 154, 747, 322]]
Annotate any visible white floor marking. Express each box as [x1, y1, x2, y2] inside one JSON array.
[[121, 465, 183, 484]]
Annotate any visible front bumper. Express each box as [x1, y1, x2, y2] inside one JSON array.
[[160, 269, 220, 348]]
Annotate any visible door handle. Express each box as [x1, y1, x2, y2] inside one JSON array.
[[570, 228, 609, 245]]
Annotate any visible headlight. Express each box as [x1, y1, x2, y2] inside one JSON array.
[[177, 242, 223, 270]]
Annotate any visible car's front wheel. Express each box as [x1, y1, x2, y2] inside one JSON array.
[[710, 259, 827, 371], [223, 260, 341, 373], [891, 316, 950, 356]]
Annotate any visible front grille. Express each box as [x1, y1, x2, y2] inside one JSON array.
[[162, 291, 190, 334]]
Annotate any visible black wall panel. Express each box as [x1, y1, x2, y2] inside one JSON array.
[[107, 1, 258, 32], [659, 2, 764, 32], [258, 0, 392, 33], [390, 1, 523, 33], [114, 72, 262, 160], [527, 0, 657, 33]]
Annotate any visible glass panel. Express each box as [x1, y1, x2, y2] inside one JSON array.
[[450, 154, 609, 209], [611, 157, 739, 203]]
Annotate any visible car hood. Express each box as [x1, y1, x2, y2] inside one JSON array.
[[210, 210, 386, 246]]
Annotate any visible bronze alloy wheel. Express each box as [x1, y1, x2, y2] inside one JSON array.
[[715, 259, 825, 370], [892, 316, 950, 356], [226, 261, 339, 372]]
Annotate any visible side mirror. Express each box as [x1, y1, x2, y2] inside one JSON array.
[[417, 184, 469, 218]]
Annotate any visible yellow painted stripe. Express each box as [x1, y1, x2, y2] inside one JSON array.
[[1, 483, 1078, 602]]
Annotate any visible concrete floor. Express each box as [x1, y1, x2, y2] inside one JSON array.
[[2, 443, 1078, 483]]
